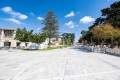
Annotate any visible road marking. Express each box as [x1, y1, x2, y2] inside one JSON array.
[[62, 56, 69, 80], [64, 69, 120, 79], [20, 69, 120, 80]]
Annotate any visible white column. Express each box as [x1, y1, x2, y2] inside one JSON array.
[[13, 30, 16, 38], [11, 40, 16, 48], [0, 41, 4, 47], [1, 30, 4, 39]]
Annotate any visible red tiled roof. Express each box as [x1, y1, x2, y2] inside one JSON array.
[[0, 28, 17, 30]]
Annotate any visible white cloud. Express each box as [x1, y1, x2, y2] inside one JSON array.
[[65, 11, 75, 18], [4, 18, 22, 24], [65, 21, 75, 28], [1, 6, 28, 20], [80, 16, 95, 24], [1, 6, 12, 13], [37, 27, 41, 31], [30, 12, 35, 16], [37, 17, 44, 21]]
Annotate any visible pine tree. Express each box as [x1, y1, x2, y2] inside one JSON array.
[[42, 11, 59, 45]]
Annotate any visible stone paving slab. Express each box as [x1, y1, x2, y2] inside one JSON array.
[[0, 47, 120, 80]]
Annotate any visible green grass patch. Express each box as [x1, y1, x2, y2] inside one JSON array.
[[21, 46, 59, 51], [22, 48, 39, 51], [41, 47, 59, 50]]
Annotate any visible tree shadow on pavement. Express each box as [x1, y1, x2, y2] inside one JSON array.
[[69, 47, 91, 53]]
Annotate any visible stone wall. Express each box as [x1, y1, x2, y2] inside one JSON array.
[[82, 45, 120, 56]]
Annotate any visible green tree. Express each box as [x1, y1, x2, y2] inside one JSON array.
[[30, 33, 47, 44], [90, 24, 120, 47], [42, 11, 59, 45], [61, 33, 75, 46], [79, 30, 93, 45], [101, 1, 120, 28], [89, 17, 105, 30], [70, 33, 75, 45], [15, 27, 33, 42], [79, 1, 120, 47], [89, 1, 120, 30]]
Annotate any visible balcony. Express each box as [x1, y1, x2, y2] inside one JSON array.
[[3, 30, 15, 40], [4, 36, 14, 39]]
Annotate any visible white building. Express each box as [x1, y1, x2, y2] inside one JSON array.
[[26, 39, 49, 49], [0, 28, 20, 48], [0, 28, 49, 49]]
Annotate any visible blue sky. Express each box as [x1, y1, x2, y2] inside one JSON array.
[[0, 0, 117, 41]]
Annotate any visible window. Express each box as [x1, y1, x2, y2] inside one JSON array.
[[4, 30, 14, 37]]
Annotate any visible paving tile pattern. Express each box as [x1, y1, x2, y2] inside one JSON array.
[[0, 47, 120, 80]]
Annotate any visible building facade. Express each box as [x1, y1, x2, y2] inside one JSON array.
[[0, 28, 20, 48], [0, 28, 49, 49]]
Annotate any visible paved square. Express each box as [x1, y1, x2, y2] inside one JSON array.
[[0, 47, 120, 80]]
